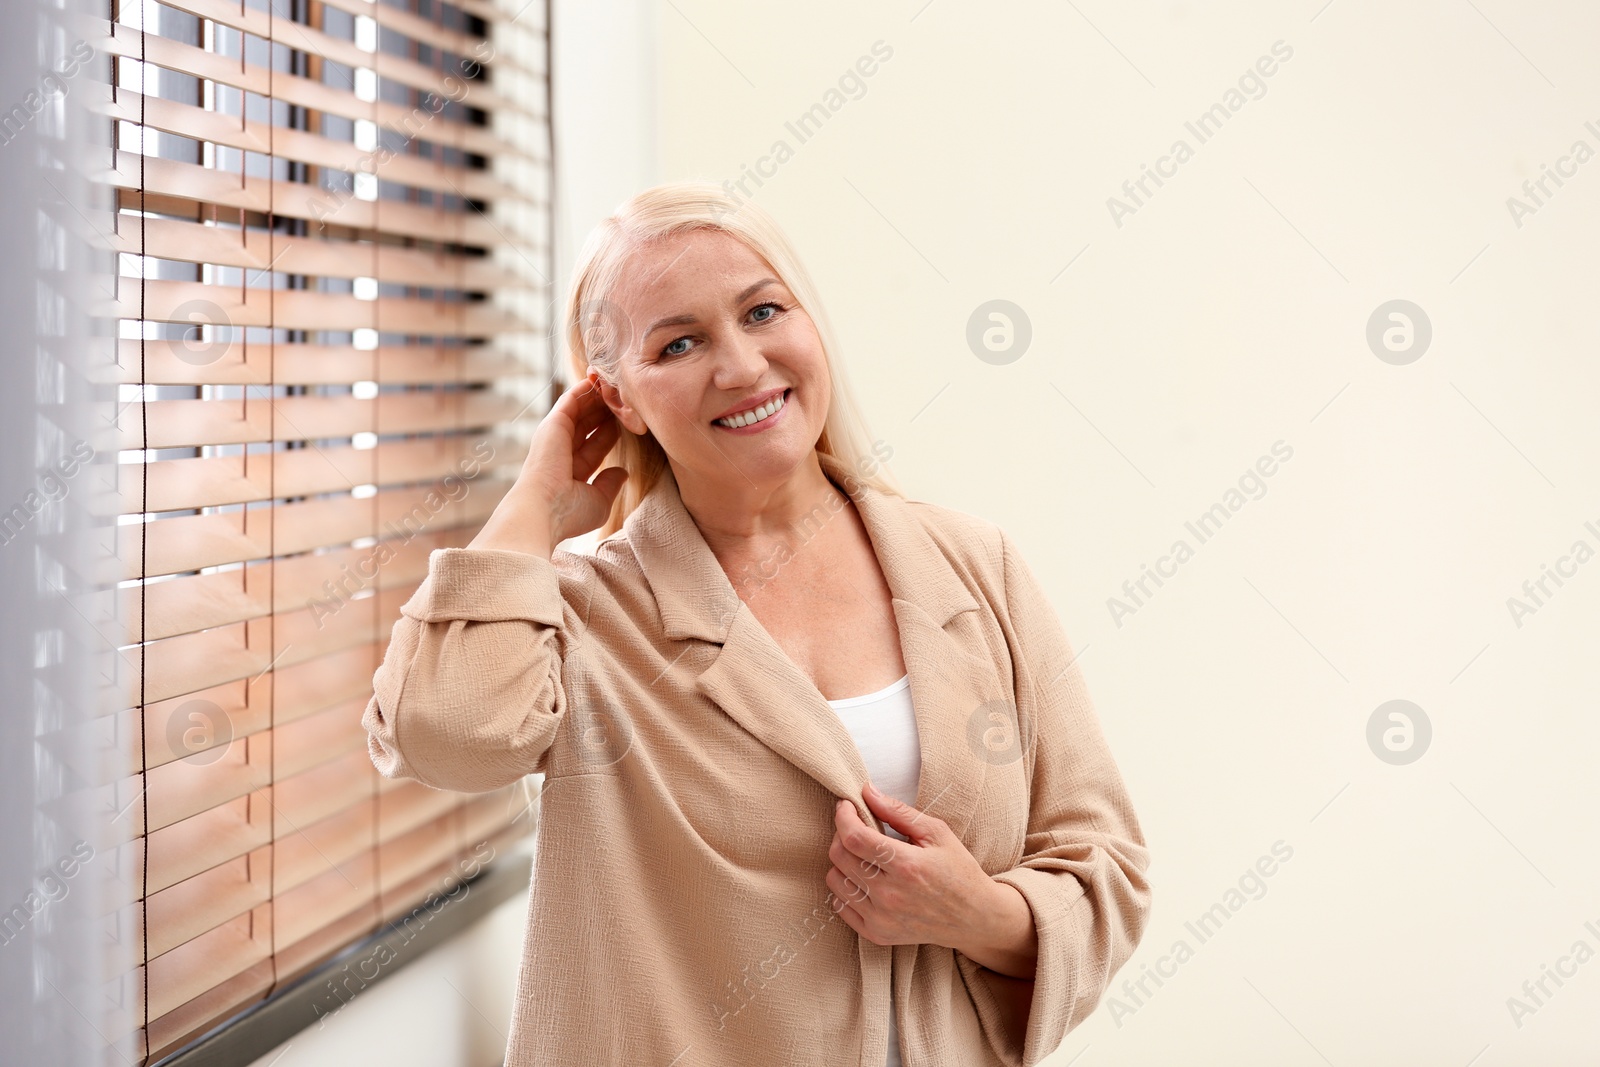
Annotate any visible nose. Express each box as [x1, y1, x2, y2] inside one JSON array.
[[712, 325, 770, 389]]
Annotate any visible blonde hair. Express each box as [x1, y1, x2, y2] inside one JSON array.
[[561, 179, 903, 539]]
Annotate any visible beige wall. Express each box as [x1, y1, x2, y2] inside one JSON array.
[[657, 2, 1600, 1064]]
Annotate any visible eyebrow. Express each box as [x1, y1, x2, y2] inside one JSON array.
[[642, 278, 781, 339]]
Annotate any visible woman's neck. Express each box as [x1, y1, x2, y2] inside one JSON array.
[[675, 450, 843, 553]]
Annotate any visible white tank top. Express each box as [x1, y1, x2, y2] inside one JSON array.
[[826, 673, 919, 1067]]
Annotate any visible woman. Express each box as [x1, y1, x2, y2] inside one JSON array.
[[363, 180, 1152, 1066]]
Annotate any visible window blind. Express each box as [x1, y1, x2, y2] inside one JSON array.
[[97, 0, 551, 1059]]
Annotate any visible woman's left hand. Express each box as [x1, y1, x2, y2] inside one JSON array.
[[825, 782, 1038, 979]]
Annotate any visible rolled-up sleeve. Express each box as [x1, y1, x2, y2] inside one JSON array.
[[958, 529, 1153, 1066], [362, 546, 578, 793]]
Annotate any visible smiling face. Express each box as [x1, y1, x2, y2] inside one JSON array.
[[594, 227, 831, 493]]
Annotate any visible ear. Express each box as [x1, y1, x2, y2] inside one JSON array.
[[590, 369, 649, 436]]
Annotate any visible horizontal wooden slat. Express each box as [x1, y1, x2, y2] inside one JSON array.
[[109, 742, 395, 897], [146, 793, 271, 897], [274, 697, 372, 781], [143, 0, 535, 116], [138, 679, 270, 772], [106, 156, 524, 245], [273, 798, 377, 899], [270, 858, 378, 956], [263, 897, 378, 1000], [131, 584, 412, 707], [114, 278, 521, 339], [99, 90, 520, 203], [144, 724, 272, 833], [134, 571, 266, 647], [117, 475, 509, 579], [111, 218, 515, 290], [380, 777, 465, 843], [146, 900, 274, 1021], [101, 339, 538, 388], [145, 852, 272, 960], [265, 642, 384, 726], [110, 777, 492, 966], [115, 392, 521, 451], [378, 814, 459, 896], [99, 14, 534, 150], [135, 643, 381, 765], [106, 643, 385, 784], [138, 958, 273, 1061], [276, 748, 387, 837], [315, 0, 485, 58], [124, 524, 467, 643], [112, 432, 513, 516]]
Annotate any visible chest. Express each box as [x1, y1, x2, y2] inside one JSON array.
[[541, 536, 1033, 878], [738, 545, 909, 703]]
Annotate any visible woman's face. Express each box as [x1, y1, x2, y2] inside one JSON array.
[[595, 228, 831, 492]]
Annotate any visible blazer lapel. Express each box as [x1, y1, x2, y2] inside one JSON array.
[[622, 453, 999, 844]]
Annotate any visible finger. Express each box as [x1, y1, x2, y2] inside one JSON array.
[[547, 383, 617, 471], [835, 841, 889, 884], [840, 829, 901, 871], [863, 783, 939, 846], [829, 893, 868, 939], [568, 383, 614, 437], [829, 834, 881, 877], [572, 413, 620, 478], [834, 797, 866, 832], [587, 465, 629, 508], [832, 804, 873, 844], [826, 865, 873, 909], [559, 376, 597, 402], [835, 801, 900, 865], [545, 378, 597, 435]]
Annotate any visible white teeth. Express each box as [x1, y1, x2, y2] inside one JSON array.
[[716, 390, 786, 429]]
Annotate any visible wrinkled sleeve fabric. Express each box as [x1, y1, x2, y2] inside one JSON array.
[[361, 546, 580, 794], [958, 528, 1153, 1067]]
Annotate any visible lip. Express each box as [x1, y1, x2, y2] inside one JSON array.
[[710, 386, 788, 423], [711, 388, 791, 434]]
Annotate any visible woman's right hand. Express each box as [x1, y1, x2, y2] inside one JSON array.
[[467, 372, 629, 557]]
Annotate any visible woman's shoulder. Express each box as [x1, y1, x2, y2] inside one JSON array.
[[549, 533, 629, 584], [570, 529, 656, 583], [887, 494, 1022, 614], [898, 494, 1008, 573], [547, 533, 669, 635]]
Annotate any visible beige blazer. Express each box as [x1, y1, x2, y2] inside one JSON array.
[[363, 451, 1152, 1067]]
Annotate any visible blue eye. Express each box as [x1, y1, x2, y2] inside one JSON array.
[[657, 301, 784, 359]]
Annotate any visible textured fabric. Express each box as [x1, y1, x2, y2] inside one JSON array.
[[363, 451, 1152, 1066]]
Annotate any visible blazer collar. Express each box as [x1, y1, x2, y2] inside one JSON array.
[[623, 451, 979, 642], [621, 452, 997, 842]]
